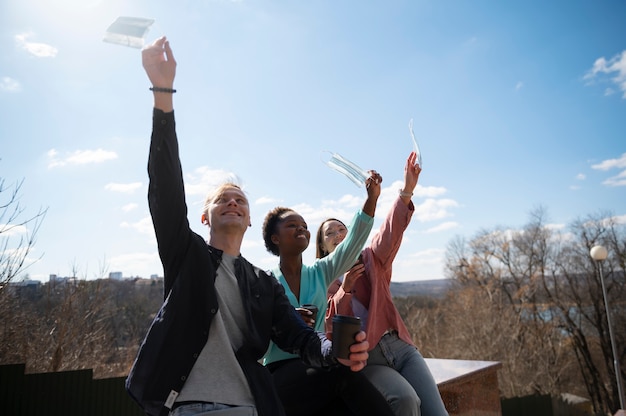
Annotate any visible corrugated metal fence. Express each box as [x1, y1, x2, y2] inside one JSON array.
[[0, 363, 143, 416]]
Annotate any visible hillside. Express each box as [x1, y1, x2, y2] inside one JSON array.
[[390, 279, 456, 298]]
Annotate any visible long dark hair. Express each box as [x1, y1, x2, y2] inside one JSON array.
[[315, 218, 345, 259]]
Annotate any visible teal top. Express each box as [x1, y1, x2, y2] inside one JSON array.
[[263, 209, 374, 365]]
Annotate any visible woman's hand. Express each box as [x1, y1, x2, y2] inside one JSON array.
[[362, 170, 382, 217], [365, 170, 382, 200], [401, 151, 421, 201], [342, 261, 365, 293]]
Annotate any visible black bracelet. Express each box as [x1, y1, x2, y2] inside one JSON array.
[[150, 86, 176, 93]]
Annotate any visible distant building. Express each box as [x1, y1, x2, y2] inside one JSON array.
[[5, 279, 41, 295], [12, 279, 40, 288], [48, 275, 75, 287], [109, 272, 123, 280], [150, 274, 159, 280]]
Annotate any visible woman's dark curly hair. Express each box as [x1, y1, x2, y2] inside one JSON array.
[[262, 206, 294, 256]]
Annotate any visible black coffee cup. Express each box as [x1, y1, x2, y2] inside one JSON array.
[[300, 304, 319, 322], [332, 315, 361, 359]]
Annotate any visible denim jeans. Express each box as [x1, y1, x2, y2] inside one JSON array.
[[170, 402, 257, 416], [365, 332, 449, 416]]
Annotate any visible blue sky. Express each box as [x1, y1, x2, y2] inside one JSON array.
[[1, 0, 625, 283]]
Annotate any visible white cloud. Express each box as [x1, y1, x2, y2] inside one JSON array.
[[397, 247, 446, 274], [0, 224, 28, 237], [602, 170, 626, 187], [109, 252, 161, 278], [255, 196, 278, 205], [591, 153, 626, 187], [515, 81, 523, 91], [122, 203, 138, 212], [545, 222, 566, 231], [415, 184, 447, 198], [15, 32, 58, 58], [242, 238, 263, 249], [184, 166, 241, 197], [414, 198, 459, 222], [571, 173, 585, 190], [120, 216, 154, 236], [0, 77, 21, 92], [591, 153, 626, 170], [66, 149, 118, 164], [0, 246, 39, 271], [584, 50, 626, 98], [48, 148, 118, 168], [105, 182, 142, 193], [425, 221, 459, 233]]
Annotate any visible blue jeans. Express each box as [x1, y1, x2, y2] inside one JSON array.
[[365, 332, 449, 416], [170, 402, 257, 416]]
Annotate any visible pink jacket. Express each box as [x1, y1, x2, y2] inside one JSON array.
[[325, 196, 415, 351]]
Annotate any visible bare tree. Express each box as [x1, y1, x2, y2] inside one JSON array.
[[546, 212, 626, 414], [440, 207, 625, 415], [0, 174, 47, 286], [0, 262, 164, 378], [40, 262, 120, 376]]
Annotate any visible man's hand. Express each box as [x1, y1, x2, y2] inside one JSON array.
[[142, 36, 177, 89], [295, 307, 316, 328], [337, 331, 369, 372], [142, 36, 176, 112]]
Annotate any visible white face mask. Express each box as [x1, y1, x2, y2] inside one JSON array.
[[103, 16, 155, 49], [409, 118, 423, 168], [322, 151, 368, 188]]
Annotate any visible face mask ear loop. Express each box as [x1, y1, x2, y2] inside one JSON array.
[[409, 118, 423, 168]]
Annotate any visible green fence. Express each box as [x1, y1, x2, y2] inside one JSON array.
[[2, 363, 595, 416], [501, 394, 593, 416], [0, 363, 143, 416]]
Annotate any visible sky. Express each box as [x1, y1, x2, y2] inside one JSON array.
[[1, 0, 625, 283]]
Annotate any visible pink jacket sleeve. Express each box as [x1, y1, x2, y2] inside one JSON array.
[[324, 278, 354, 337], [367, 196, 414, 283]]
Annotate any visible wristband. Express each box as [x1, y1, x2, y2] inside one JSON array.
[[150, 87, 176, 93], [398, 189, 413, 197]]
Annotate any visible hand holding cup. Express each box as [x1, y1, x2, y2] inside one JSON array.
[[332, 315, 369, 371], [296, 304, 318, 328], [335, 330, 369, 372]]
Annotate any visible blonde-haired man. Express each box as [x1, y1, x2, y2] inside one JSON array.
[[126, 36, 370, 416]]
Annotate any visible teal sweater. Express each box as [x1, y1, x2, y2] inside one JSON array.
[[263, 209, 374, 365]]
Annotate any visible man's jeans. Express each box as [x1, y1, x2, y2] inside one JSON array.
[[170, 402, 257, 416]]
